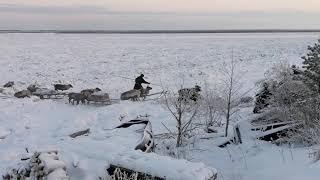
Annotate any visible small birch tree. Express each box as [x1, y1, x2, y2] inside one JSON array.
[[218, 57, 247, 137], [162, 88, 200, 147], [201, 82, 223, 132]]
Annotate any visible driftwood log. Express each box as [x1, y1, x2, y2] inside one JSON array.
[[69, 128, 90, 138]]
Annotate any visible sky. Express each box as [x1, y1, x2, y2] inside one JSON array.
[[1, 0, 320, 30]]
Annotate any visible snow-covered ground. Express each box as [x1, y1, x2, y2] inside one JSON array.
[[0, 33, 320, 179]]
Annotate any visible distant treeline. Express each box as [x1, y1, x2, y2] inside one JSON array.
[[1, 29, 320, 34]]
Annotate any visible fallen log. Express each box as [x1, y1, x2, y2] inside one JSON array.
[[69, 128, 90, 138], [107, 165, 164, 180]]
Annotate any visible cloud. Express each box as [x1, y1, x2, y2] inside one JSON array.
[[1, 1, 320, 16], [0, 3, 109, 15], [0, 2, 320, 30]]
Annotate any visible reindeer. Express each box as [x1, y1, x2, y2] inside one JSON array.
[[80, 88, 101, 97], [68, 93, 87, 105]]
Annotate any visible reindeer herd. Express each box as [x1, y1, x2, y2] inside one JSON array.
[[1, 81, 202, 106], [1, 81, 157, 105]]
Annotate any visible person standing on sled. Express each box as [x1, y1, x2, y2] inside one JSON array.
[[134, 74, 150, 91]]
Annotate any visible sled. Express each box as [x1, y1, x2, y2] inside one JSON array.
[[83, 92, 116, 106], [146, 90, 166, 97], [141, 91, 167, 101], [86, 98, 112, 104], [33, 88, 67, 99], [0, 95, 14, 99], [87, 98, 110, 104]]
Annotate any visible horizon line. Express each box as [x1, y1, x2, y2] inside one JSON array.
[[1, 29, 320, 34]]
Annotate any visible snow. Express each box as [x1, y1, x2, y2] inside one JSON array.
[[47, 168, 69, 180], [108, 151, 217, 180], [1, 33, 320, 179], [39, 152, 67, 174], [0, 128, 11, 140]]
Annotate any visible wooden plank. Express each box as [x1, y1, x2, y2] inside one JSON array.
[[254, 123, 301, 142], [251, 121, 297, 131]]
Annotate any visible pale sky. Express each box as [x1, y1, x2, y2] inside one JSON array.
[[1, 0, 320, 30]]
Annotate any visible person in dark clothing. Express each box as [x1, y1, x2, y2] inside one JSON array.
[[134, 74, 150, 90]]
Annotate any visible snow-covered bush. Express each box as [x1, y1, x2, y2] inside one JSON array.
[[154, 138, 191, 159], [302, 39, 320, 93], [256, 60, 320, 160], [161, 88, 200, 147], [2, 151, 69, 180], [253, 82, 273, 113], [254, 62, 299, 113], [200, 83, 223, 132]]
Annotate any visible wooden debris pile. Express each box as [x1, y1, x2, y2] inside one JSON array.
[[116, 115, 154, 153]]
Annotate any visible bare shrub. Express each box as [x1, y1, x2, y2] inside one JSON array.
[[161, 87, 200, 147], [200, 83, 223, 132], [217, 58, 247, 137]]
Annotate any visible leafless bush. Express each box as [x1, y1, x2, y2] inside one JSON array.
[[161, 88, 200, 147], [217, 58, 247, 137], [154, 138, 190, 159], [200, 83, 223, 132]]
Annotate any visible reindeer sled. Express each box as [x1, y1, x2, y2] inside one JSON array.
[[33, 88, 67, 99], [120, 86, 166, 101], [86, 92, 114, 105], [68, 91, 119, 106]]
